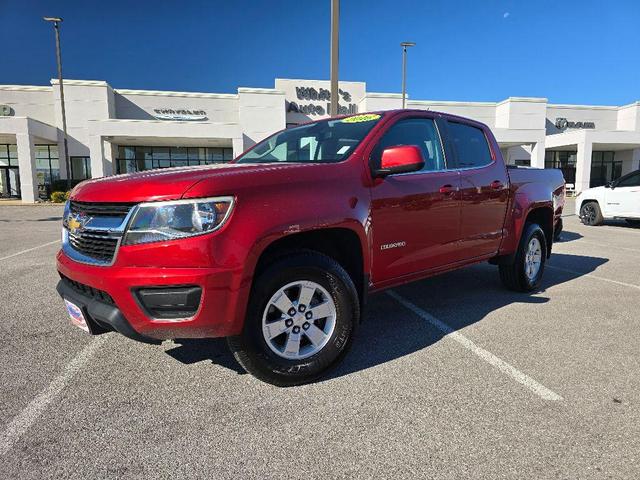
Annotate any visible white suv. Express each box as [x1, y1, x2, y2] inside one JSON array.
[[576, 169, 640, 226]]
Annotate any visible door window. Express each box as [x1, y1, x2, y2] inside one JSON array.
[[372, 118, 445, 172], [616, 171, 640, 187], [448, 122, 493, 169]]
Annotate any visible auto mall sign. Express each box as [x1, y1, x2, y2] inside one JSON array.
[[287, 86, 357, 116]]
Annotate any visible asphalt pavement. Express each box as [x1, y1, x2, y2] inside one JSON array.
[[0, 200, 639, 479]]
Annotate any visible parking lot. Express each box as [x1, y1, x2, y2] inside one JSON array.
[[0, 199, 639, 479]]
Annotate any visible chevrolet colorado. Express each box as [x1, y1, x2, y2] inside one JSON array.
[[56, 110, 565, 386]]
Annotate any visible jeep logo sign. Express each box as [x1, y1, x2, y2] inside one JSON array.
[[555, 117, 596, 130]]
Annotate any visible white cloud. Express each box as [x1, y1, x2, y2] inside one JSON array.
[[503, 12, 510, 18]]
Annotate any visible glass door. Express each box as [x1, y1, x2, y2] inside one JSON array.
[[0, 167, 21, 198]]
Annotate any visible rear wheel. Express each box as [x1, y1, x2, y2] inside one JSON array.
[[227, 251, 358, 387], [580, 201, 604, 226], [499, 223, 547, 292]]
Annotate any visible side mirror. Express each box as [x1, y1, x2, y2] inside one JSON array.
[[374, 145, 425, 177], [606, 181, 616, 189]]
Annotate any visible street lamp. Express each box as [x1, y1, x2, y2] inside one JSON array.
[[329, 0, 340, 116], [400, 41, 416, 109], [44, 16, 71, 190]]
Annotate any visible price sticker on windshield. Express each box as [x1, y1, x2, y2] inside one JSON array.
[[341, 114, 381, 123]]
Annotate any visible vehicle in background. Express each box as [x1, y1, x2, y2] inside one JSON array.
[[576, 169, 640, 226], [56, 110, 565, 386]]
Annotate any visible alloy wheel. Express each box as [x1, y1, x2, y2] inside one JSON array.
[[261, 280, 337, 360], [524, 237, 542, 280]]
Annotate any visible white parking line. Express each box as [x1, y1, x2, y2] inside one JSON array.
[[547, 265, 640, 290], [576, 240, 640, 254], [0, 240, 59, 262], [386, 290, 563, 402], [0, 336, 107, 456]]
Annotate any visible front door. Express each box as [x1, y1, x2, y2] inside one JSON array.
[[606, 171, 640, 217], [0, 167, 21, 198], [446, 120, 509, 260], [369, 115, 461, 284]]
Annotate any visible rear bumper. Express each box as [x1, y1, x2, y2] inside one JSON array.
[[56, 250, 248, 340]]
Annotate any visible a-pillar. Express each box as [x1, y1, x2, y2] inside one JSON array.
[[575, 140, 593, 193], [16, 133, 39, 203]]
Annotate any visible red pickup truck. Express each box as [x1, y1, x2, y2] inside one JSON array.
[[57, 110, 564, 386]]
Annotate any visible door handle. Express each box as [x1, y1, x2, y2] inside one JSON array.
[[490, 180, 504, 190], [439, 184, 455, 194]]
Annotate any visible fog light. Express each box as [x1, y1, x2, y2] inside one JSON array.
[[135, 286, 202, 319]]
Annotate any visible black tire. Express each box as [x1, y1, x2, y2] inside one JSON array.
[[553, 218, 563, 242], [580, 201, 604, 226], [625, 219, 640, 227], [499, 223, 547, 292], [227, 251, 359, 387]]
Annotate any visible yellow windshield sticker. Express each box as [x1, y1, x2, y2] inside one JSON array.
[[341, 114, 381, 123]]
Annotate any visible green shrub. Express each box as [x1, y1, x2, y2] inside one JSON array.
[[50, 191, 67, 203]]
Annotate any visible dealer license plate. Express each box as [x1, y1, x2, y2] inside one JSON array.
[[64, 299, 89, 333]]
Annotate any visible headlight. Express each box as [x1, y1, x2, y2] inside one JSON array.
[[123, 196, 234, 245]]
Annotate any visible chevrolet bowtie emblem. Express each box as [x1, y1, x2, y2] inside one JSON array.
[[68, 217, 82, 233], [67, 213, 91, 234]]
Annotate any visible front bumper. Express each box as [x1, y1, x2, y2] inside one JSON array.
[[56, 249, 246, 341]]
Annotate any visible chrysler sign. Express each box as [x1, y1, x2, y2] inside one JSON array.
[[153, 108, 208, 121]]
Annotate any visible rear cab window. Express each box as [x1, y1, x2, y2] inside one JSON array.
[[447, 121, 493, 169]]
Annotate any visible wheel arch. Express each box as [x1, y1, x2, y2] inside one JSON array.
[[579, 197, 600, 211], [524, 206, 554, 258], [252, 227, 367, 306]]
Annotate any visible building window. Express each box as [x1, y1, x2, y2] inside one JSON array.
[[71, 156, 91, 180], [545, 151, 577, 184], [35, 144, 60, 191], [116, 146, 234, 174], [590, 151, 621, 188], [0, 144, 18, 167]]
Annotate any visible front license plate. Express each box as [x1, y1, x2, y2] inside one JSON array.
[[64, 299, 89, 333]]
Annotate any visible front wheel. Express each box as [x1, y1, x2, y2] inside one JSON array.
[[580, 201, 604, 226], [227, 251, 359, 387], [499, 223, 547, 292]]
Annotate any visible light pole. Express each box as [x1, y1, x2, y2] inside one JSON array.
[[44, 16, 71, 190], [329, 0, 340, 116], [400, 41, 416, 109]]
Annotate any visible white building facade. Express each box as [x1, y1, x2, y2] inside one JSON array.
[[1, 77, 639, 202]]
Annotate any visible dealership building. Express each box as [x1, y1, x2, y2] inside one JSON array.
[[1, 77, 639, 202]]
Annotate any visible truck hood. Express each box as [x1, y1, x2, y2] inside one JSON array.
[[71, 163, 306, 203]]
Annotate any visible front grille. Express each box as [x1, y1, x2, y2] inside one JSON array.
[[70, 200, 135, 218], [68, 230, 119, 262], [59, 273, 115, 305]]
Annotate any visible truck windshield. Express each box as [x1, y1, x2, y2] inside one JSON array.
[[235, 113, 383, 164]]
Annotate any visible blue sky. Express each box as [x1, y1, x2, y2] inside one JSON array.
[[1, 0, 639, 104]]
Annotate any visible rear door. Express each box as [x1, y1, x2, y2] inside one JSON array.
[[446, 120, 509, 260], [369, 114, 461, 283], [606, 171, 640, 217]]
